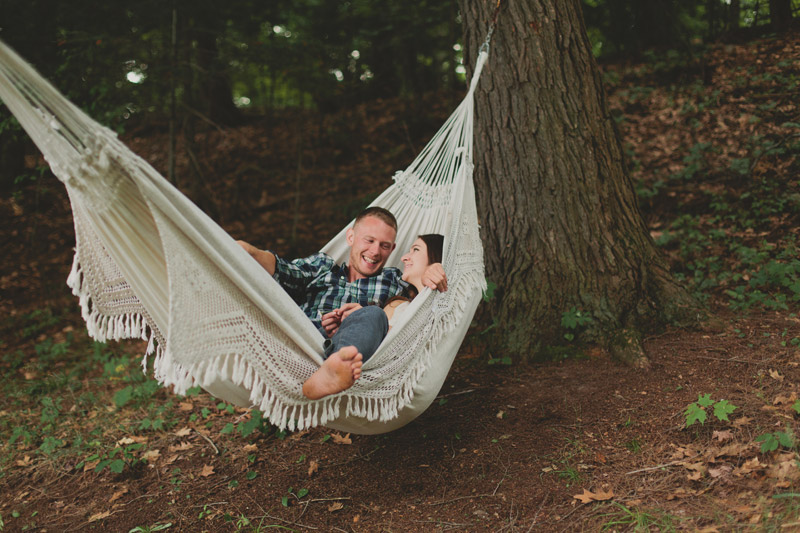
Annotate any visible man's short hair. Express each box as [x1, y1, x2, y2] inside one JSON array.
[[354, 207, 397, 232]]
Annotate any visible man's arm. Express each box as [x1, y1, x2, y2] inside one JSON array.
[[421, 263, 447, 292], [237, 240, 276, 276]]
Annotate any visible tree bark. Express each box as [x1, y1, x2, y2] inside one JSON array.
[[191, 23, 241, 127], [459, 0, 700, 365], [728, 0, 741, 31]]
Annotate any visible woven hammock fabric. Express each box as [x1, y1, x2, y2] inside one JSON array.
[[0, 40, 487, 434]]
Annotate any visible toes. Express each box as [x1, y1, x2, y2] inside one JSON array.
[[338, 346, 359, 361]]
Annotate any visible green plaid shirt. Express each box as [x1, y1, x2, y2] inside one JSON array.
[[272, 252, 407, 329]]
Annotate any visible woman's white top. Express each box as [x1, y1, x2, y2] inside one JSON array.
[[388, 301, 411, 328]]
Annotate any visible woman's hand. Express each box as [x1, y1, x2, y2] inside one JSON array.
[[421, 263, 447, 292]]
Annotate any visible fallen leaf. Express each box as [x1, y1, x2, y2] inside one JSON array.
[[710, 443, 751, 460], [308, 460, 319, 477], [688, 470, 703, 481], [708, 465, 732, 478], [328, 502, 344, 512], [594, 453, 607, 464], [734, 457, 762, 476], [179, 401, 194, 411], [83, 459, 100, 472], [496, 410, 505, 419], [175, 427, 192, 437], [712, 430, 733, 442], [200, 464, 215, 477], [165, 455, 179, 465], [332, 433, 352, 445], [15, 455, 32, 467], [573, 488, 614, 504], [773, 392, 797, 406], [733, 416, 752, 428], [243, 443, 258, 453], [117, 437, 135, 446], [109, 488, 128, 503], [684, 462, 706, 472], [769, 369, 784, 382], [770, 454, 800, 480], [666, 488, 689, 500], [290, 429, 311, 440], [169, 441, 192, 452], [88, 510, 112, 522], [353, 514, 360, 523], [142, 449, 160, 462]]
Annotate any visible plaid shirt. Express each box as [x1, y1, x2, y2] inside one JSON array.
[[272, 252, 407, 329]]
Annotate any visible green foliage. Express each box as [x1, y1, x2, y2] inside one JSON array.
[[83, 442, 145, 474], [670, 142, 714, 181], [128, 523, 172, 533], [756, 429, 796, 453], [280, 486, 309, 507], [599, 502, 679, 532], [561, 307, 594, 342], [684, 394, 738, 427], [487, 354, 512, 366]]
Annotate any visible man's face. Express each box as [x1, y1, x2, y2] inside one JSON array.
[[346, 215, 397, 281]]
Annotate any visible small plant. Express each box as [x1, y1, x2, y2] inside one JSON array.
[[561, 307, 593, 342], [281, 487, 309, 507], [625, 437, 643, 454], [756, 428, 796, 453], [599, 502, 678, 531], [128, 523, 172, 533], [487, 353, 512, 365], [684, 394, 737, 427]]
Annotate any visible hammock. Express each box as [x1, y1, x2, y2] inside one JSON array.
[[0, 39, 488, 434]]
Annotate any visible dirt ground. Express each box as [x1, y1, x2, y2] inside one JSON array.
[[1, 34, 800, 532]]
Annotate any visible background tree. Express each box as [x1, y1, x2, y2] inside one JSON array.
[[459, 0, 700, 364]]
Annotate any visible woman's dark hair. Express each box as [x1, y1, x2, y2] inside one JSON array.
[[419, 234, 444, 265], [385, 233, 445, 305]]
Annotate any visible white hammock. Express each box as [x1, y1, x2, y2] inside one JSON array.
[[0, 39, 487, 434]]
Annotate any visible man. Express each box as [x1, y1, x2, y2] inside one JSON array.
[[237, 207, 446, 399]]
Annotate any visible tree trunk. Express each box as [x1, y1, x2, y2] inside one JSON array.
[[191, 24, 241, 126], [459, 0, 700, 365], [769, 0, 793, 32], [729, 0, 741, 31]]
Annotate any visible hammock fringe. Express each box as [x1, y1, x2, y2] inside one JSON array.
[[68, 249, 484, 431]]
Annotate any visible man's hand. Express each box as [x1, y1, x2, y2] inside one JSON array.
[[237, 240, 276, 275], [421, 263, 447, 292], [320, 303, 364, 336], [320, 310, 342, 336], [338, 302, 363, 320]]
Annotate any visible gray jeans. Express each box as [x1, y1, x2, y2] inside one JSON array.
[[323, 305, 389, 363]]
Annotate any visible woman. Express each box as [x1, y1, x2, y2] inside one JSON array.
[[302, 234, 444, 399]]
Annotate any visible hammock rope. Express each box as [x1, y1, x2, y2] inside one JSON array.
[[0, 38, 490, 434]]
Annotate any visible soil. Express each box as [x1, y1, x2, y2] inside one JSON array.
[[1, 35, 799, 532]]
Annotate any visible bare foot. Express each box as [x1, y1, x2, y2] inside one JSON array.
[[302, 346, 363, 400]]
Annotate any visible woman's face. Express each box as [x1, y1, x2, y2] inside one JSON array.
[[401, 238, 429, 287]]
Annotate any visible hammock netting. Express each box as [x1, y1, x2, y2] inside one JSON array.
[[0, 40, 488, 434]]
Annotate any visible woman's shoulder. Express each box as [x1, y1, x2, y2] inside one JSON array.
[[383, 297, 408, 310]]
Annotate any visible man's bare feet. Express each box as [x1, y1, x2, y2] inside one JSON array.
[[302, 346, 363, 400]]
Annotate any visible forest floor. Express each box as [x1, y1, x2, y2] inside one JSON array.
[[1, 34, 799, 532]]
